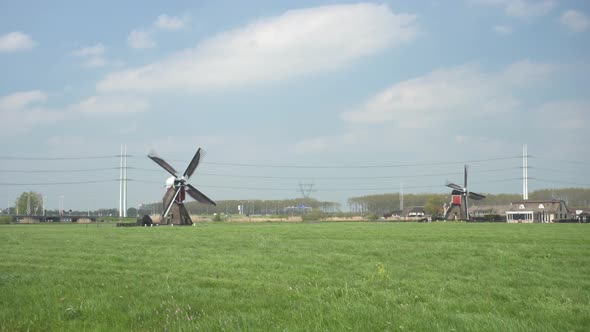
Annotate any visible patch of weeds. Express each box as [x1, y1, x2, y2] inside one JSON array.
[[369, 262, 389, 281], [153, 297, 204, 327], [64, 305, 82, 320]]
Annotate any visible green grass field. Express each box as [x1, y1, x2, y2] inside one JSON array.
[[1, 222, 589, 331]]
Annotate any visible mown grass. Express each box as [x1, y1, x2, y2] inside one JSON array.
[[0, 222, 589, 331]]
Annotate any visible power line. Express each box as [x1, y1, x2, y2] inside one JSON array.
[[0, 155, 126, 161], [0, 167, 120, 173], [0, 180, 118, 186], [528, 167, 589, 176], [2, 153, 589, 168], [533, 156, 590, 166], [532, 179, 590, 187], [0, 166, 520, 180], [128, 166, 519, 180], [130, 177, 522, 192], [141, 155, 523, 169]]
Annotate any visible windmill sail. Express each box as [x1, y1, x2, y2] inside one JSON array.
[[183, 148, 203, 179], [148, 147, 216, 225], [148, 153, 178, 177]]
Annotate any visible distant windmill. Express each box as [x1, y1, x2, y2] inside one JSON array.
[[148, 148, 216, 225], [445, 165, 486, 221]]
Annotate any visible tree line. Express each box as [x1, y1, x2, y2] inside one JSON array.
[[137, 197, 341, 216], [7, 188, 590, 217], [347, 188, 590, 215]]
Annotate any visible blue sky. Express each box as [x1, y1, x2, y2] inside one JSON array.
[[1, 0, 589, 211]]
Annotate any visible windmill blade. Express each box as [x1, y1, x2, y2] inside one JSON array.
[[163, 187, 181, 217], [468, 192, 486, 200], [186, 183, 216, 206], [446, 182, 464, 191], [183, 148, 204, 179], [464, 165, 468, 188], [162, 187, 177, 215], [463, 195, 469, 220], [148, 152, 178, 177]]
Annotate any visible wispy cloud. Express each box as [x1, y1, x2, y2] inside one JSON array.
[[341, 60, 556, 127], [559, 10, 590, 32], [471, 0, 555, 18], [98, 3, 417, 92], [492, 25, 512, 34], [71, 43, 113, 68], [69, 95, 150, 114], [71, 43, 105, 57], [127, 29, 157, 49], [535, 100, 590, 129], [0, 90, 64, 136], [154, 14, 189, 30], [0, 90, 47, 111], [0, 31, 36, 52], [294, 131, 369, 155]]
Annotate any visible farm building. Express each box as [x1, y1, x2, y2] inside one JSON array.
[[402, 206, 425, 218], [574, 209, 590, 223], [505, 200, 570, 223], [469, 205, 511, 218]]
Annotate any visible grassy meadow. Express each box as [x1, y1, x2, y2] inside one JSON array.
[[0, 222, 589, 331]]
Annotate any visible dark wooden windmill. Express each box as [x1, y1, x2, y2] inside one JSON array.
[[148, 148, 216, 225], [445, 165, 486, 221]]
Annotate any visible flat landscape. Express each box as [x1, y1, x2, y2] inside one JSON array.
[[1, 222, 589, 331]]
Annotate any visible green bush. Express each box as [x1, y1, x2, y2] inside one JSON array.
[[301, 210, 325, 222], [212, 213, 222, 222], [0, 215, 13, 224], [366, 213, 379, 221]]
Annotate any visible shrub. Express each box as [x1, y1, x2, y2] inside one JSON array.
[[366, 213, 379, 221], [212, 213, 222, 222], [301, 210, 325, 222], [0, 215, 13, 224]]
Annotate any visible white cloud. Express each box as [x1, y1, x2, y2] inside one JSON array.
[[71, 43, 105, 57], [341, 60, 554, 127], [0, 90, 64, 136], [83, 56, 108, 68], [98, 3, 417, 92], [472, 0, 555, 18], [69, 95, 150, 114], [0, 31, 36, 52], [535, 100, 590, 129], [0, 90, 47, 111], [294, 131, 369, 155], [154, 14, 188, 30], [127, 29, 157, 49], [560, 10, 590, 32], [499, 60, 557, 85], [70, 43, 113, 68], [492, 25, 512, 34]]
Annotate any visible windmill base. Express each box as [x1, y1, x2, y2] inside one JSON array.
[[162, 203, 193, 225], [445, 204, 467, 221]]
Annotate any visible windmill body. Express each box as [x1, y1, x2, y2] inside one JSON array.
[[149, 148, 216, 225], [444, 165, 486, 221]]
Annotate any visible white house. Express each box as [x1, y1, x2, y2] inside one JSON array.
[[505, 200, 569, 223]]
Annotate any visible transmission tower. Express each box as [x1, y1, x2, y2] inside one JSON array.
[[298, 182, 314, 199]]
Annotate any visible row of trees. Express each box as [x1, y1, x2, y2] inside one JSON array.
[[138, 197, 341, 216], [4, 192, 127, 217], [14, 192, 43, 215], [347, 188, 590, 216], [7, 188, 590, 217]]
